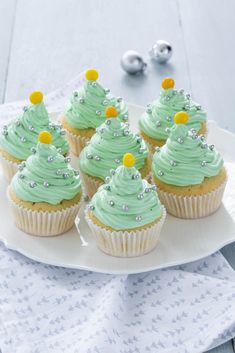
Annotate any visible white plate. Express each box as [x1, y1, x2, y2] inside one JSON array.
[[0, 104, 235, 274]]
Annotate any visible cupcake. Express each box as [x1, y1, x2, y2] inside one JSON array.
[[8, 131, 82, 236], [152, 112, 227, 218], [139, 77, 207, 153], [79, 106, 150, 198], [0, 91, 69, 183], [85, 153, 166, 257], [61, 69, 128, 156]]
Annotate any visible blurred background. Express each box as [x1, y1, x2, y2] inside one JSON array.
[[0, 0, 234, 132]]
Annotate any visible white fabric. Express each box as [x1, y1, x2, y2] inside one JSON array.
[[0, 243, 235, 353]]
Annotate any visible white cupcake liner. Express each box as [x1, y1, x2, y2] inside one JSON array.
[[65, 129, 90, 157], [156, 180, 227, 219], [7, 189, 82, 236], [0, 153, 19, 183], [79, 172, 103, 199], [147, 142, 158, 158], [80, 169, 152, 200], [145, 170, 152, 183], [85, 207, 166, 257]]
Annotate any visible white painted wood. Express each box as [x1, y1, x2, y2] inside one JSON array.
[[0, 0, 17, 102], [4, 0, 189, 106], [179, 0, 235, 133]]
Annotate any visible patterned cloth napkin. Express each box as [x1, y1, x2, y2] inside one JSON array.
[[1, 74, 235, 353], [1, 243, 235, 353]]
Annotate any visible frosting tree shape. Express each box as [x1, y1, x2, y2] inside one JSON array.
[[11, 131, 81, 205], [0, 91, 69, 160], [139, 77, 207, 140], [152, 112, 223, 186], [79, 106, 148, 180], [88, 153, 163, 230], [64, 69, 128, 129]]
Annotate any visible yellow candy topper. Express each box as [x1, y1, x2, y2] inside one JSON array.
[[85, 69, 99, 81], [174, 111, 189, 124], [38, 131, 52, 144], [161, 77, 175, 90], [29, 91, 44, 105], [123, 153, 135, 168], [105, 106, 118, 118]]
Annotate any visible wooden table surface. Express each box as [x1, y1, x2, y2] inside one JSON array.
[[0, 0, 235, 352]]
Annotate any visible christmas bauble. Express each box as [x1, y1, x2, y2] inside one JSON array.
[[121, 50, 147, 75], [149, 40, 173, 64]]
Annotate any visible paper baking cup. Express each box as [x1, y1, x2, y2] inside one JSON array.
[[156, 181, 227, 219], [79, 172, 103, 199], [65, 129, 90, 156], [85, 207, 166, 257], [7, 191, 82, 236], [147, 142, 160, 158], [80, 169, 152, 199], [0, 153, 18, 183], [143, 169, 152, 183]]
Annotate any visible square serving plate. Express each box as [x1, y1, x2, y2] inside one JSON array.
[[0, 104, 234, 274]]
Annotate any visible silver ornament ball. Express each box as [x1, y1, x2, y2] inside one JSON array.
[[121, 50, 147, 75], [137, 193, 144, 200], [31, 147, 36, 154], [43, 181, 50, 188], [109, 200, 115, 207], [122, 204, 129, 212], [47, 156, 54, 163], [105, 176, 111, 184], [88, 204, 95, 211], [64, 157, 71, 163], [123, 113, 129, 120], [149, 40, 173, 64]]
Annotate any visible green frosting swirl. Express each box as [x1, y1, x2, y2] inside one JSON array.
[[152, 124, 223, 186], [139, 88, 207, 140], [64, 81, 128, 129], [0, 102, 69, 160], [89, 165, 163, 230], [11, 142, 81, 205], [79, 118, 148, 180]]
